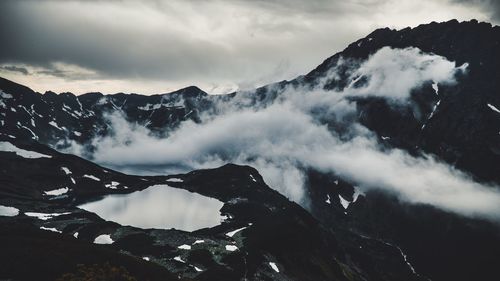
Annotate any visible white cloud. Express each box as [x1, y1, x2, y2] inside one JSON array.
[[307, 137, 500, 220], [345, 47, 465, 100], [65, 47, 500, 222]]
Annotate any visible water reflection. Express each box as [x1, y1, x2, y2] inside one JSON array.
[[79, 185, 224, 231]]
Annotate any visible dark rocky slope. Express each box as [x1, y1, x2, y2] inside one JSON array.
[[1, 137, 426, 281]]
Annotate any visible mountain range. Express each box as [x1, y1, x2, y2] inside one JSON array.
[[1, 19, 500, 281]]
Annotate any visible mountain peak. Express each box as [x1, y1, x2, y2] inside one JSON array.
[[306, 19, 500, 82], [163, 85, 207, 97], [0, 77, 36, 97]]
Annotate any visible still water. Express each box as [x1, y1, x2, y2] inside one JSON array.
[[79, 184, 224, 231]]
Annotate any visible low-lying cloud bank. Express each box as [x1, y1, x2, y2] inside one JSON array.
[[66, 47, 500, 222]]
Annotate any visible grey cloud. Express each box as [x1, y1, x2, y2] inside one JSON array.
[[0, 0, 340, 86], [0, 0, 488, 94], [0, 65, 29, 75], [37, 69, 69, 79], [452, 0, 500, 21], [0, 0, 229, 79]]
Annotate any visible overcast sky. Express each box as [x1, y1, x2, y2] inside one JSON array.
[[0, 0, 498, 95]]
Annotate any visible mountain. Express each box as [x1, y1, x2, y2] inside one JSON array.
[[0, 136, 421, 281], [1, 19, 500, 281], [0, 78, 211, 145], [304, 19, 500, 184]]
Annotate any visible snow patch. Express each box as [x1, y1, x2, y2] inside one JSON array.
[[178, 244, 191, 250], [49, 121, 64, 130], [381, 240, 418, 275], [194, 266, 203, 272], [0, 142, 51, 159], [83, 174, 101, 181], [396, 245, 417, 274], [16, 122, 38, 140], [269, 262, 280, 273], [428, 100, 441, 120], [73, 232, 79, 238], [422, 100, 441, 129], [325, 194, 331, 204], [19, 105, 33, 117], [338, 195, 350, 209], [0, 205, 19, 216], [226, 226, 247, 237], [487, 103, 500, 114], [138, 103, 163, 111], [40, 226, 62, 233], [0, 90, 13, 99], [167, 177, 183, 183], [25, 212, 70, 220], [431, 82, 439, 95], [174, 256, 185, 263], [62, 104, 81, 119], [105, 181, 120, 189], [44, 187, 69, 196], [94, 234, 114, 244], [61, 167, 72, 175], [225, 245, 238, 251], [250, 174, 257, 182], [193, 240, 205, 244]]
